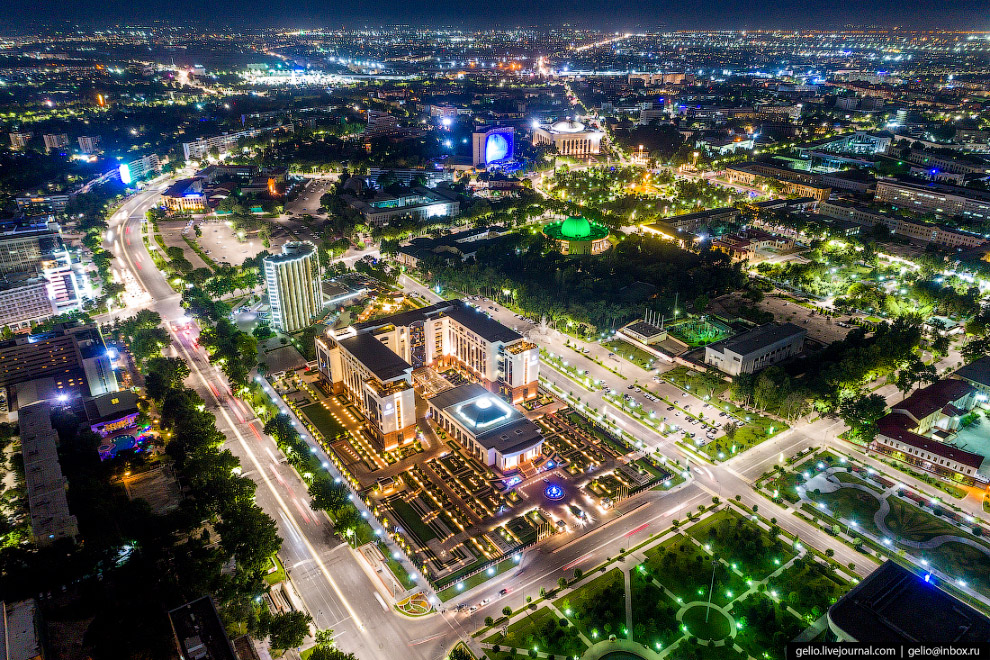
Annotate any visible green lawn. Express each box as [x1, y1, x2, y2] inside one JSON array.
[[885, 498, 988, 549], [662, 366, 728, 399], [772, 558, 851, 619], [437, 557, 518, 602], [806, 484, 883, 537], [701, 415, 787, 461], [378, 542, 417, 591], [681, 605, 731, 641], [389, 498, 438, 544], [554, 569, 627, 639], [484, 607, 587, 658], [300, 402, 348, 439], [603, 338, 658, 371], [687, 509, 796, 581], [630, 569, 681, 648], [643, 535, 748, 607], [263, 555, 286, 586], [732, 593, 807, 660]]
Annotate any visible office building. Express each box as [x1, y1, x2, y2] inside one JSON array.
[[0, 323, 118, 406], [724, 162, 832, 202], [427, 383, 544, 472], [181, 128, 263, 161], [906, 150, 990, 176], [872, 379, 986, 486], [167, 597, 239, 660], [472, 126, 515, 168], [642, 208, 740, 243], [20, 402, 79, 547], [532, 119, 604, 157], [0, 599, 45, 660], [77, 135, 100, 154], [0, 221, 66, 274], [43, 133, 69, 152], [343, 186, 459, 227], [316, 328, 418, 451], [820, 200, 987, 249], [704, 323, 806, 376], [118, 153, 161, 184], [0, 277, 56, 330], [161, 178, 206, 214], [953, 356, 990, 398], [367, 167, 453, 188], [827, 561, 990, 644], [8, 132, 32, 150], [263, 242, 322, 333], [875, 178, 990, 221], [15, 193, 69, 215]]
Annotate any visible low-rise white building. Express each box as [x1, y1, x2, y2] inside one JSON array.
[[427, 383, 543, 472], [704, 323, 806, 376]]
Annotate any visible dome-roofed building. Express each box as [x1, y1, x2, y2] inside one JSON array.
[[543, 216, 611, 255], [532, 118, 605, 157]]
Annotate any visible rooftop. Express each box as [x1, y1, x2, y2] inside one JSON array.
[[876, 414, 985, 470], [954, 357, 990, 389], [893, 379, 973, 422], [338, 333, 412, 382], [429, 383, 543, 456], [829, 561, 990, 645], [543, 216, 610, 242], [705, 323, 806, 357]]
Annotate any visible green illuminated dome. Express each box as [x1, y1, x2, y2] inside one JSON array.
[[543, 217, 610, 244], [561, 216, 592, 239]]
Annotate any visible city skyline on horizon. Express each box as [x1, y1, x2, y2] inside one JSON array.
[[4, 0, 990, 32]]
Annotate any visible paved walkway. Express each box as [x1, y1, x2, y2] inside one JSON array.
[[805, 468, 990, 557]]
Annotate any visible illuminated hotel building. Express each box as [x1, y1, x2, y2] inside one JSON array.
[[263, 242, 323, 333], [532, 119, 604, 157], [316, 299, 540, 453]]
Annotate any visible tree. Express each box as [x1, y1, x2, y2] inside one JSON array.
[[314, 629, 336, 648], [144, 357, 191, 401], [310, 648, 357, 660], [309, 473, 348, 512], [723, 422, 739, 442], [839, 393, 888, 444], [502, 606, 512, 617], [449, 648, 473, 660], [261, 610, 312, 651], [694, 294, 710, 313]]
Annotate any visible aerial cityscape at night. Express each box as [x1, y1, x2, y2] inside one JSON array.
[[2, 9, 990, 660]]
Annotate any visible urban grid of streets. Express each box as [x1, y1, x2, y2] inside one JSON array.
[[103, 179, 986, 660]]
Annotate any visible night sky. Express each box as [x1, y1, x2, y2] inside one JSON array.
[[5, 0, 990, 30]]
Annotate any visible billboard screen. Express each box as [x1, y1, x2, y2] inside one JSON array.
[[484, 131, 513, 165], [118, 163, 133, 185]]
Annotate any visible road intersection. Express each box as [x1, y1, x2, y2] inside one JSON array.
[[101, 186, 986, 660]]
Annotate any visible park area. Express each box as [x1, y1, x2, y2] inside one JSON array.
[[480, 506, 854, 660], [767, 449, 990, 606]]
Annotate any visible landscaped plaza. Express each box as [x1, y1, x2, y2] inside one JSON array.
[[479, 506, 856, 660], [266, 361, 679, 600], [757, 447, 990, 609]]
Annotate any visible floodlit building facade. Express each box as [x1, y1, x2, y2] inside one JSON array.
[[532, 120, 604, 156], [263, 242, 323, 333]]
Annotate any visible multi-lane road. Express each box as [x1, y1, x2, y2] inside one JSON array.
[[101, 186, 984, 659]]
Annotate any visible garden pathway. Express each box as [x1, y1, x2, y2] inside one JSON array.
[[806, 468, 990, 557]]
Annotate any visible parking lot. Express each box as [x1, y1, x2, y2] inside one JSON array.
[[193, 218, 290, 266]]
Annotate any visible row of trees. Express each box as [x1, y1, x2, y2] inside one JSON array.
[[416, 232, 746, 334]]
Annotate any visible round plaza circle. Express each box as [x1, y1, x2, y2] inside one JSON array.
[[679, 603, 734, 642]]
